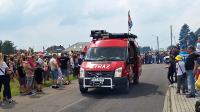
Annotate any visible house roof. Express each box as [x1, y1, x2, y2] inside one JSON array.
[[66, 42, 89, 52]]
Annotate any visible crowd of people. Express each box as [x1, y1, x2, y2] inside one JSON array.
[[0, 51, 84, 105], [1, 42, 200, 107], [141, 51, 168, 64], [166, 45, 200, 98]]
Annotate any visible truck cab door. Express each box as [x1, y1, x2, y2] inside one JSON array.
[[127, 43, 135, 81]]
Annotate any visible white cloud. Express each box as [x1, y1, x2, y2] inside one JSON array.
[[0, 0, 14, 15], [173, 1, 200, 30], [83, 0, 129, 17], [0, 0, 200, 51], [23, 0, 56, 15]]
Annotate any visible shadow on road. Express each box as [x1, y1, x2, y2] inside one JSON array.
[[82, 82, 165, 99]]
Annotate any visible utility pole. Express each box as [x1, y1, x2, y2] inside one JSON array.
[[170, 25, 173, 46], [157, 36, 159, 52]]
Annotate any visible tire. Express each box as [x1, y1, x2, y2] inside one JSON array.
[[79, 86, 88, 94], [123, 78, 130, 94]]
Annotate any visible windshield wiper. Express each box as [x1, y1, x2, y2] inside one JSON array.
[[85, 59, 96, 61], [96, 56, 108, 61], [107, 57, 123, 61]]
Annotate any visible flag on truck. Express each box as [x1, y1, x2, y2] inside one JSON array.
[[128, 10, 133, 31]]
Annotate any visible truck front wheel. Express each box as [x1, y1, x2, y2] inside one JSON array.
[[123, 78, 130, 94], [80, 86, 88, 94]]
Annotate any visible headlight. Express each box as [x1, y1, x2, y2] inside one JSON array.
[[80, 68, 85, 78], [114, 67, 123, 77]]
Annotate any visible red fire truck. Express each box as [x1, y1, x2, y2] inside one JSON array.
[[79, 30, 142, 93]]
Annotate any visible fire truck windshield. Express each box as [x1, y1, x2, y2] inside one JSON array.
[[85, 47, 127, 61]]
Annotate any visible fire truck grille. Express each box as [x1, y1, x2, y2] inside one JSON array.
[[85, 71, 114, 78]]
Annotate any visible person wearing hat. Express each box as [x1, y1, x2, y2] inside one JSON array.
[[175, 55, 186, 94]]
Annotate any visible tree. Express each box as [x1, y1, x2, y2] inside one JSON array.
[[179, 24, 190, 49], [28, 47, 34, 55], [188, 32, 197, 46], [2, 40, 15, 55], [140, 46, 151, 54], [0, 40, 2, 52], [195, 28, 200, 38]]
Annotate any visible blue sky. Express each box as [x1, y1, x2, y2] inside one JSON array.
[[0, 0, 199, 51]]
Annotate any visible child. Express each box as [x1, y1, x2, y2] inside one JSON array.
[[175, 55, 186, 94], [34, 62, 44, 92]]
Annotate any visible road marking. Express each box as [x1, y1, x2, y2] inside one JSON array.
[[56, 97, 86, 112]]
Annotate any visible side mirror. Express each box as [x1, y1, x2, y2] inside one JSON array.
[[127, 57, 134, 64]]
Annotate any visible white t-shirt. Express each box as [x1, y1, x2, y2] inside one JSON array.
[[176, 61, 185, 76], [49, 58, 58, 71], [70, 57, 74, 68], [196, 43, 200, 53], [37, 58, 44, 66], [0, 62, 8, 75]]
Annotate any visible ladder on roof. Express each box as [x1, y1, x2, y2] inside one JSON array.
[[90, 30, 137, 40]]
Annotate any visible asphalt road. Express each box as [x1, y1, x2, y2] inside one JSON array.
[[1, 64, 169, 112]]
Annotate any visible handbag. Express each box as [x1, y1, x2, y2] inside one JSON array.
[[177, 62, 186, 78]]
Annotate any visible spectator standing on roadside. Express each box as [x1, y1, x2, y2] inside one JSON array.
[[16, 58, 26, 94], [175, 55, 186, 94], [24, 56, 35, 95], [0, 53, 8, 105], [34, 62, 44, 92], [49, 54, 59, 88], [59, 53, 70, 85], [73, 54, 82, 78], [166, 56, 176, 87], [37, 55, 44, 68], [43, 58, 49, 83], [185, 46, 199, 98], [0, 54, 14, 104], [156, 52, 160, 64]]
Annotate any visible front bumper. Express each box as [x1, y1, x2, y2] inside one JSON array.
[[79, 77, 127, 89]]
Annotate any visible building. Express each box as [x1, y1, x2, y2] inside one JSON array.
[[46, 45, 65, 53], [66, 42, 89, 52]]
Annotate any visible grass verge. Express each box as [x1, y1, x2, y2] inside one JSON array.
[[1, 75, 77, 98]]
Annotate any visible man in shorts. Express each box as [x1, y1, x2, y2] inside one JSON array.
[[49, 54, 59, 88]]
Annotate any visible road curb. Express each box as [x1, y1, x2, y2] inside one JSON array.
[[163, 87, 171, 112], [163, 84, 196, 112], [169, 87, 172, 112]]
